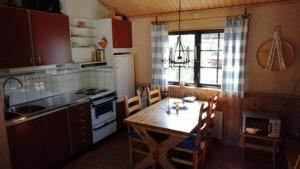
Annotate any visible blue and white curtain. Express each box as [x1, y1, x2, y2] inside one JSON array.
[[222, 17, 249, 98], [151, 24, 169, 92]]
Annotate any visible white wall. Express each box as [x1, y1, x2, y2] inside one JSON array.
[[60, 0, 109, 63], [61, 0, 108, 19]]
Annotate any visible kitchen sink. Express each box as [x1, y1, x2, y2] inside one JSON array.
[[5, 112, 21, 120], [13, 105, 46, 114]]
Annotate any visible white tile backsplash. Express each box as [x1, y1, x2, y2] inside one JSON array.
[[0, 67, 115, 106], [26, 86, 41, 102], [10, 88, 27, 105], [40, 84, 53, 98]]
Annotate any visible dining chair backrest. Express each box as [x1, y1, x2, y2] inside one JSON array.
[[146, 85, 161, 106], [196, 102, 210, 147], [124, 90, 142, 117], [210, 95, 218, 118]]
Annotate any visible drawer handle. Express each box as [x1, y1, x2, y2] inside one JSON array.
[[80, 119, 86, 123], [80, 126, 87, 130], [80, 106, 85, 109], [82, 139, 87, 143], [79, 112, 85, 116], [80, 132, 87, 136]]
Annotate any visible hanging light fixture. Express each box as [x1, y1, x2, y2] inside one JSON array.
[[162, 0, 190, 69]]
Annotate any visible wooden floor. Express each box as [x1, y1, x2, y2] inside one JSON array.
[[63, 130, 287, 169]]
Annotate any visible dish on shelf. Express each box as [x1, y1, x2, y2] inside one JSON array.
[[245, 128, 260, 134], [71, 35, 96, 38], [71, 41, 95, 48]]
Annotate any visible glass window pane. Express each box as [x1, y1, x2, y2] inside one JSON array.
[[169, 34, 195, 50], [201, 33, 218, 50], [218, 51, 224, 68], [182, 34, 195, 50], [218, 68, 222, 85], [200, 68, 217, 85], [219, 33, 224, 51], [180, 67, 194, 83], [169, 35, 178, 48], [189, 51, 195, 61], [200, 51, 218, 67], [167, 67, 179, 82]]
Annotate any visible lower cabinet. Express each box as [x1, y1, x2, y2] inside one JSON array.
[[69, 101, 92, 154], [7, 108, 70, 169], [7, 102, 93, 169], [40, 109, 71, 168], [7, 118, 43, 169]]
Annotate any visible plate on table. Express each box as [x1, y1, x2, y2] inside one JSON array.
[[183, 96, 196, 102]]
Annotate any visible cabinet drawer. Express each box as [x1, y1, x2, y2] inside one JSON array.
[[69, 102, 91, 123], [69, 101, 90, 113], [69, 101, 92, 154], [70, 116, 91, 126], [71, 130, 92, 153]]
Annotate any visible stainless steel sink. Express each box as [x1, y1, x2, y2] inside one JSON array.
[[13, 105, 46, 114]]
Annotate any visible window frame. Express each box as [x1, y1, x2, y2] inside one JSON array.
[[168, 29, 224, 88]]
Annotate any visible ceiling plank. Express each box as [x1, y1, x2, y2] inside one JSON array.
[[98, 0, 299, 17]]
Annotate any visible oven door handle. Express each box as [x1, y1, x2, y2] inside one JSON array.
[[92, 96, 117, 107], [93, 120, 116, 131]]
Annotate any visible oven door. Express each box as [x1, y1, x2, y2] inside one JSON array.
[[91, 99, 116, 125]]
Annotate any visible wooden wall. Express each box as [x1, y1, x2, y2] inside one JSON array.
[[0, 99, 11, 169], [0, 0, 7, 5], [131, 2, 300, 144], [243, 92, 300, 137]]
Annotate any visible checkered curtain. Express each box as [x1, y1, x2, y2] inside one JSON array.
[[151, 24, 169, 92], [222, 17, 249, 98]]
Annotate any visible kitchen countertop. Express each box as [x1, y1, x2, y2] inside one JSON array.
[[5, 91, 91, 127]]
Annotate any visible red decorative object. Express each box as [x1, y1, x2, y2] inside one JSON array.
[[98, 36, 108, 48]]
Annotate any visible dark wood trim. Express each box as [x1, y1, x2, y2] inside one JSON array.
[[244, 92, 300, 99]]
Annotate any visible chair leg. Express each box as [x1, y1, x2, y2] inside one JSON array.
[[128, 138, 134, 168], [193, 152, 198, 169]]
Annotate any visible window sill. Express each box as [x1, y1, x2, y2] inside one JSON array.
[[168, 84, 221, 92], [168, 83, 221, 90]]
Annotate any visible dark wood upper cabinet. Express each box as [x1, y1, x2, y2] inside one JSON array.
[[40, 108, 70, 168], [7, 119, 43, 169], [112, 19, 132, 48], [30, 11, 72, 65], [0, 6, 34, 68], [0, 7, 72, 69]]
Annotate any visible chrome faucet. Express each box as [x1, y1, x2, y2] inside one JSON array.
[[2, 77, 24, 109]]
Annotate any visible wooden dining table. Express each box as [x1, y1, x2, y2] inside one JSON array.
[[124, 98, 207, 169]]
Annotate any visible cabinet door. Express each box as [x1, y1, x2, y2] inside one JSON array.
[[0, 7, 33, 69], [30, 11, 72, 65], [41, 108, 70, 168], [7, 119, 43, 169], [69, 101, 92, 154], [112, 19, 132, 48]]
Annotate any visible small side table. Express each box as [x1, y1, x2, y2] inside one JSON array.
[[240, 133, 281, 169]]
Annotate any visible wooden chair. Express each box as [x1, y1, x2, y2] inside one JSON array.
[[209, 95, 218, 122], [170, 102, 211, 169], [146, 85, 161, 106], [124, 91, 149, 168]]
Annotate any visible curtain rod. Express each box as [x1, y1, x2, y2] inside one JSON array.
[[151, 12, 250, 25]]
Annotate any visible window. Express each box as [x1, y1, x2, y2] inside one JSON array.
[[168, 30, 224, 87]]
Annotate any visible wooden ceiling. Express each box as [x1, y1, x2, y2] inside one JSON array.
[[98, 0, 295, 17]]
